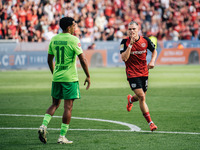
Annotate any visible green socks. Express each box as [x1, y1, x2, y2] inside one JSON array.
[[42, 114, 69, 137], [60, 123, 69, 136], [42, 114, 52, 127]]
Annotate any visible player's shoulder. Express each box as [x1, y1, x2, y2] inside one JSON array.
[[50, 33, 64, 42], [123, 37, 129, 41], [50, 34, 59, 41], [142, 36, 156, 44], [142, 36, 150, 41], [142, 36, 156, 50], [121, 37, 128, 43], [141, 36, 152, 44], [69, 35, 81, 45]]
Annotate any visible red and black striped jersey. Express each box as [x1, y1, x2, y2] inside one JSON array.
[[120, 36, 155, 78]]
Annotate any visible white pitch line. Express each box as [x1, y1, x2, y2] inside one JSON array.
[[138, 130, 200, 135], [0, 127, 199, 135], [0, 114, 140, 131], [0, 114, 200, 135], [0, 127, 133, 132]]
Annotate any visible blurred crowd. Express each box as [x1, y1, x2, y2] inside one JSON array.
[[0, 0, 200, 43]]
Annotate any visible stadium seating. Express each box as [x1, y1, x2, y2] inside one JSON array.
[[0, 0, 199, 42]]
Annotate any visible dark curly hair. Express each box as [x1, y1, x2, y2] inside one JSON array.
[[59, 17, 74, 31]]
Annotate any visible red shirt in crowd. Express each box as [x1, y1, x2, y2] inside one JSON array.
[[50, 23, 59, 32], [18, 9, 26, 23], [114, 0, 122, 8], [85, 16, 93, 28], [104, 5, 113, 17], [8, 24, 17, 36], [193, 22, 199, 36], [191, 11, 197, 21], [174, 25, 181, 33], [26, 9, 32, 22], [108, 16, 115, 27], [120, 36, 155, 78], [31, 14, 38, 25], [55, 2, 62, 13]]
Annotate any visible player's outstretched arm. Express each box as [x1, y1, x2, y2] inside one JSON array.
[[47, 54, 55, 74], [78, 53, 90, 90]]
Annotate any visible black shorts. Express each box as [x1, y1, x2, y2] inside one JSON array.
[[128, 77, 148, 92]]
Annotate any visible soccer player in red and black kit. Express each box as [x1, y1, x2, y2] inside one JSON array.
[[120, 21, 158, 131]]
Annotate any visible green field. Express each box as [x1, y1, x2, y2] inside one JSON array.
[[0, 65, 200, 150]]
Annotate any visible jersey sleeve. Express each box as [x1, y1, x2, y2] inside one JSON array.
[[143, 37, 155, 52], [72, 37, 83, 55], [48, 41, 54, 55], [120, 39, 128, 54]]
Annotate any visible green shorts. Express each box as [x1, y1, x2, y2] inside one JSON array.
[[51, 81, 81, 100]]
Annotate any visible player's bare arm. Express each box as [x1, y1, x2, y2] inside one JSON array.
[[47, 54, 54, 74], [121, 36, 135, 62], [148, 49, 157, 69], [78, 53, 90, 90]]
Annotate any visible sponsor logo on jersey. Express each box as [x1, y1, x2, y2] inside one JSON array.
[[78, 43, 81, 47], [141, 43, 146, 47], [130, 50, 147, 55], [120, 44, 124, 51]]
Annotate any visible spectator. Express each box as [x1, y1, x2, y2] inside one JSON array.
[[81, 30, 93, 43], [44, 2, 54, 22], [32, 8, 38, 25], [104, 0, 113, 20], [108, 13, 116, 28], [181, 26, 192, 40], [87, 42, 96, 50], [169, 27, 179, 41], [95, 11, 107, 32], [37, 6, 44, 20], [26, 6, 32, 25], [85, 13, 94, 30], [103, 27, 115, 41], [49, 19, 59, 33], [93, 26, 101, 41], [114, 25, 125, 41], [43, 26, 56, 41], [18, 5, 26, 24]]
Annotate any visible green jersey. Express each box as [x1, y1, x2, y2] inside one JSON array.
[[48, 33, 83, 82]]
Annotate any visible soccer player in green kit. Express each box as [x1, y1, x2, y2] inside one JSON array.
[[38, 17, 90, 144]]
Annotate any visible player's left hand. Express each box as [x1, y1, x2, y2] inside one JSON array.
[[148, 61, 155, 69], [84, 77, 90, 90]]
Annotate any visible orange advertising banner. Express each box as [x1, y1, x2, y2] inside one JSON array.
[[77, 50, 107, 67], [156, 48, 200, 65]]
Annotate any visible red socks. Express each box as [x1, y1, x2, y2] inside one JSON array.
[[143, 112, 152, 124], [131, 96, 137, 102]]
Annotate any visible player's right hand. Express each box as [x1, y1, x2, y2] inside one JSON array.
[[130, 36, 135, 45]]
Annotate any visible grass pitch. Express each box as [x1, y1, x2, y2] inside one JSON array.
[[0, 65, 200, 150]]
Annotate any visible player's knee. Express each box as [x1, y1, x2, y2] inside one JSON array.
[[64, 103, 73, 111], [64, 105, 73, 112], [138, 94, 145, 102], [52, 102, 60, 109]]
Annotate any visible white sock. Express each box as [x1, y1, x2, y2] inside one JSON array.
[[129, 97, 132, 103], [148, 121, 153, 126]]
